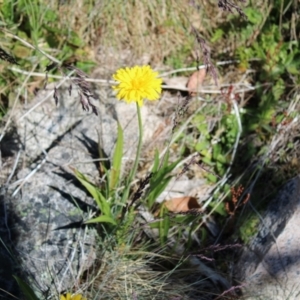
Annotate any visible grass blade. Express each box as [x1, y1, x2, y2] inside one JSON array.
[[109, 123, 123, 192], [13, 276, 39, 300]]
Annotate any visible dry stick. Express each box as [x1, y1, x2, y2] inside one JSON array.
[[0, 288, 19, 299], [11, 137, 49, 195], [8, 63, 255, 94], [160, 60, 239, 77], [11, 156, 47, 197], [9, 66, 116, 85], [5, 150, 21, 185], [10, 65, 256, 94], [163, 85, 255, 94], [11, 130, 49, 197], [77, 227, 91, 281], [3, 29, 60, 64], [59, 237, 80, 292]]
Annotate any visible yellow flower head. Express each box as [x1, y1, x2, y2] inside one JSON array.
[[112, 65, 162, 106], [60, 293, 87, 300]]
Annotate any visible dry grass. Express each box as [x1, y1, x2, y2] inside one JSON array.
[[80, 237, 229, 300], [49, 0, 233, 65]]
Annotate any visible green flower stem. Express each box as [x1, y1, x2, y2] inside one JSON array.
[[122, 103, 143, 204]]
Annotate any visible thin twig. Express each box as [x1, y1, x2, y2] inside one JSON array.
[[160, 60, 239, 77], [9, 66, 114, 84], [5, 150, 21, 185], [4, 29, 60, 64], [9, 66, 256, 94], [12, 156, 47, 196]]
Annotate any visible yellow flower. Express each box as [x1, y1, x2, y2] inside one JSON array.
[[60, 293, 87, 300], [112, 65, 162, 106]]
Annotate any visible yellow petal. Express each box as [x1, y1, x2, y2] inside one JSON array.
[[72, 294, 87, 300], [60, 293, 72, 300], [112, 65, 162, 105]]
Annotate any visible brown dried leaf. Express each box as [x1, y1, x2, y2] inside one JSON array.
[[164, 196, 200, 213], [186, 69, 206, 95]]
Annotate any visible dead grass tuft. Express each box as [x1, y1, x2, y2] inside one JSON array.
[[67, 0, 232, 66], [81, 237, 206, 300]]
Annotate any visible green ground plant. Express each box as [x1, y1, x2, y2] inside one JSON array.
[[182, 0, 299, 209]]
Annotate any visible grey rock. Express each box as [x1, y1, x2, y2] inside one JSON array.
[[12, 83, 117, 162], [235, 175, 300, 299], [1, 83, 109, 296], [0, 81, 164, 296]]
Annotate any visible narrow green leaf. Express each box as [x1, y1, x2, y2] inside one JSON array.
[[210, 28, 224, 43], [162, 151, 170, 169], [110, 123, 123, 192], [84, 215, 117, 225], [210, 201, 226, 216], [149, 220, 160, 229], [152, 150, 160, 173], [206, 173, 217, 183], [159, 207, 170, 245], [14, 276, 39, 300], [97, 130, 110, 172], [150, 160, 179, 187], [148, 177, 172, 208], [73, 169, 112, 217], [147, 157, 180, 208]]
